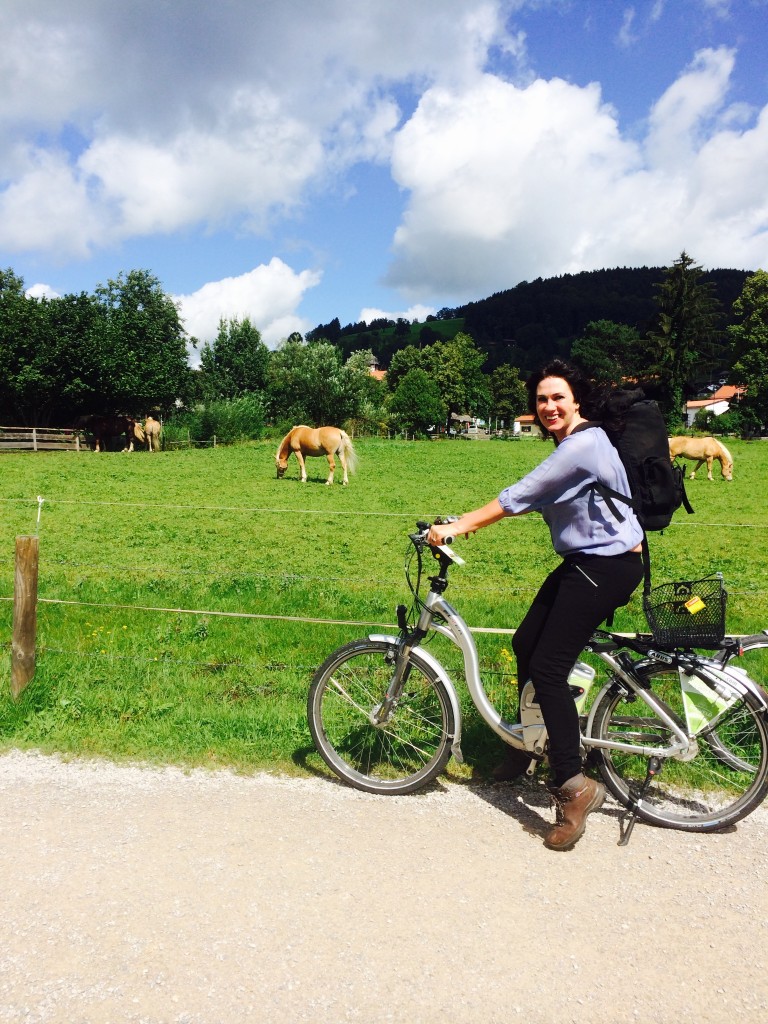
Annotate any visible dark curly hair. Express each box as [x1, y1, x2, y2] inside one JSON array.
[[526, 358, 642, 438], [526, 359, 593, 436]]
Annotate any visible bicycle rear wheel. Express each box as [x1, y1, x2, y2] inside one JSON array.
[[308, 638, 455, 795], [591, 667, 768, 831]]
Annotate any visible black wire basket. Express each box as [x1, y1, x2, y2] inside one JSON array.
[[642, 573, 727, 648]]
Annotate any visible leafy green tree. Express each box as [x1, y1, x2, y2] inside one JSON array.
[[198, 317, 270, 401], [389, 369, 446, 435], [386, 344, 426, 392], [729, 269, 768, 435], [646, 252, 723, 428], [0, 269, 46, 423], [267, 338, 363, 424], [489, 364, 527, 427], [91, 269, 191, 415], [424, 332, 490, 430], [570, 320, 646, 386]]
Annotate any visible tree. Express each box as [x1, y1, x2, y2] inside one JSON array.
[[646, 252, 723, 427], [386, 344, 426, 392], [570, 320, 646, 386], [423, 332, 490, 430], [389, 369, 446, 435], [489, 364, 527, 427], [267, 338, 363, 424], [92, 269, 191, 414], [729, 269, 768, 435], [0, 269, 47, 423], [198, 317, 270, 401]]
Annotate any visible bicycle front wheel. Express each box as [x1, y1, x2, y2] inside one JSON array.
[[591, 668, 768, 831], [308, 638, 455, 795]]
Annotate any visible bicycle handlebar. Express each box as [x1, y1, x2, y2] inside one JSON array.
[[412, 519, 465, 565]]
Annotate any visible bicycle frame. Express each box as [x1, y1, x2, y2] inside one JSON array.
[[370, 578, 767, 768]]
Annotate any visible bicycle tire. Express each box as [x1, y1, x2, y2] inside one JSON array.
[[308, 638, 455, 795], [591, 667, 768, 831], [708, 639, 768, 769]]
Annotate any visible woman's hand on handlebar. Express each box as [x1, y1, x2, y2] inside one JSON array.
[[427, 521, 458, 546], [428, 499, 507, 547]]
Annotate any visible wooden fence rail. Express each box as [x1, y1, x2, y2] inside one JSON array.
[[0, 427, 82, 452]]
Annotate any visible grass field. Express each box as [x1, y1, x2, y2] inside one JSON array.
[[1, 436, 767, 777]]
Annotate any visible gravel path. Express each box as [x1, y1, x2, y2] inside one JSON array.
[[1, 749, 767, 1024]]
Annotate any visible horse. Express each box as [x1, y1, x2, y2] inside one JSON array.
[[669, 436, 733, 481], [275, 425, 358, 485], [75, 415, 145, 453], [144, 415, 162, 452]]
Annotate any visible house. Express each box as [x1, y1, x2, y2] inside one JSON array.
[[513, 414, 543, 437], [366, 354, 387, 381], [685, 385, 745, 428]]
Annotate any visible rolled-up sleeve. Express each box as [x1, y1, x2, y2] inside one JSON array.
[[498, 435, 594, 514]]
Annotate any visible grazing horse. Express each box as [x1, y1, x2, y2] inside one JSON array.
[[275, 425, 357, 485], [75, 415, 145, 453], [669, 436, 733, 481], [144, 415, 162, 452]]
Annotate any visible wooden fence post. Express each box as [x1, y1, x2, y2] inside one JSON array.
[[11, 535, 39, 698]]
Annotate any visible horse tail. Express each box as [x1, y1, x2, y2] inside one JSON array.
[[339, 430, 358, 475]]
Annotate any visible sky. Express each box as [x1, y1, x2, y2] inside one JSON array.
[[1, 0, 767, 353]]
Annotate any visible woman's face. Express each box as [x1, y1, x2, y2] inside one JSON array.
[[535, 376, 583, 441]]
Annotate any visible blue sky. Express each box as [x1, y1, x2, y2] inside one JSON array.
[[1, 0, 766, 350]]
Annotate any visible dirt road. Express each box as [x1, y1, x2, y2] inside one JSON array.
[[1, 750, 767, 1024]]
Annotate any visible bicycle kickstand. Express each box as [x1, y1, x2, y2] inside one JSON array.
[[617, 756, 662, 847]]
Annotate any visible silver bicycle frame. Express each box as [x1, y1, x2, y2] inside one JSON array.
[[373, 587, 709, 763]]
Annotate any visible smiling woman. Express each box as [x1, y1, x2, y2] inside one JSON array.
[[427, 358, 645, 850]]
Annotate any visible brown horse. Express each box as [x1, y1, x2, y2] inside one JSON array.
[[144, 415, 162, 452], [669, 436, 733, 481], [75, 415, 145, 453], [275, 425, 357, 485]]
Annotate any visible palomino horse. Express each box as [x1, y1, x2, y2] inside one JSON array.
[[144, 415, 162, 452], [275, 425, 358, 485], [669, 436, 733, 481], [75, 415, 145, 453]]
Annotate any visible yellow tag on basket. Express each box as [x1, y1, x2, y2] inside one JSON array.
[[685, 595, 706, 615]]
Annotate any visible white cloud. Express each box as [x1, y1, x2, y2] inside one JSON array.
[[385, 46, 768, 303], [358, 304, 437, 325], [0, 0, 510, 257], [174, 259, 322, 351], [25, 283, 60, 300]]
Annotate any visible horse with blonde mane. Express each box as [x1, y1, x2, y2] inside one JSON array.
[[275, 425, 357, 485], [669, 436, 733, 481], [144, 415, 162, 452]]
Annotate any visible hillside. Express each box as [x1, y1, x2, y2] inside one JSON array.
[[308, 266, 750, 372]]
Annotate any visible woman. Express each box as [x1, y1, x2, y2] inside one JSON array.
[[427, 359, 644, 851]]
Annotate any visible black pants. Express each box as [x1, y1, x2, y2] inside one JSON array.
[[512, 551, 644, 787]]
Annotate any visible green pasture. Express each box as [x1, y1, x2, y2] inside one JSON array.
[[1, 436, 767, 777]]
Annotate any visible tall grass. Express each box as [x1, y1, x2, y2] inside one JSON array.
[[1, 436, 766, 776]]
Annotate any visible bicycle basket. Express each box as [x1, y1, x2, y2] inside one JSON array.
[[642, 573, 727, 648]]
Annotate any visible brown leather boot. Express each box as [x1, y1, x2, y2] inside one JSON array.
[[490, 746, 537, 782], [544, 774, 605, 851]]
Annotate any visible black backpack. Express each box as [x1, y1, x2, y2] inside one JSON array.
[[581, 388, 694, 591]]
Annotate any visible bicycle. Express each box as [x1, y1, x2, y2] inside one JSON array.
[[308, 521, 768, 845]]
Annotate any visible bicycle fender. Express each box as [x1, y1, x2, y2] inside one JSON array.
[[584, 682, 617, 739], [368, 634, 464, 763], [704, 663, 768, 712]]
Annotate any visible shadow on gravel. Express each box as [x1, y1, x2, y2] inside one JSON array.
[[467, 774, 630, 843]]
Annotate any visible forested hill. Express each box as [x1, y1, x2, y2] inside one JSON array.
[[460, 266, 749, 371], [312, 266, 750, 372]]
